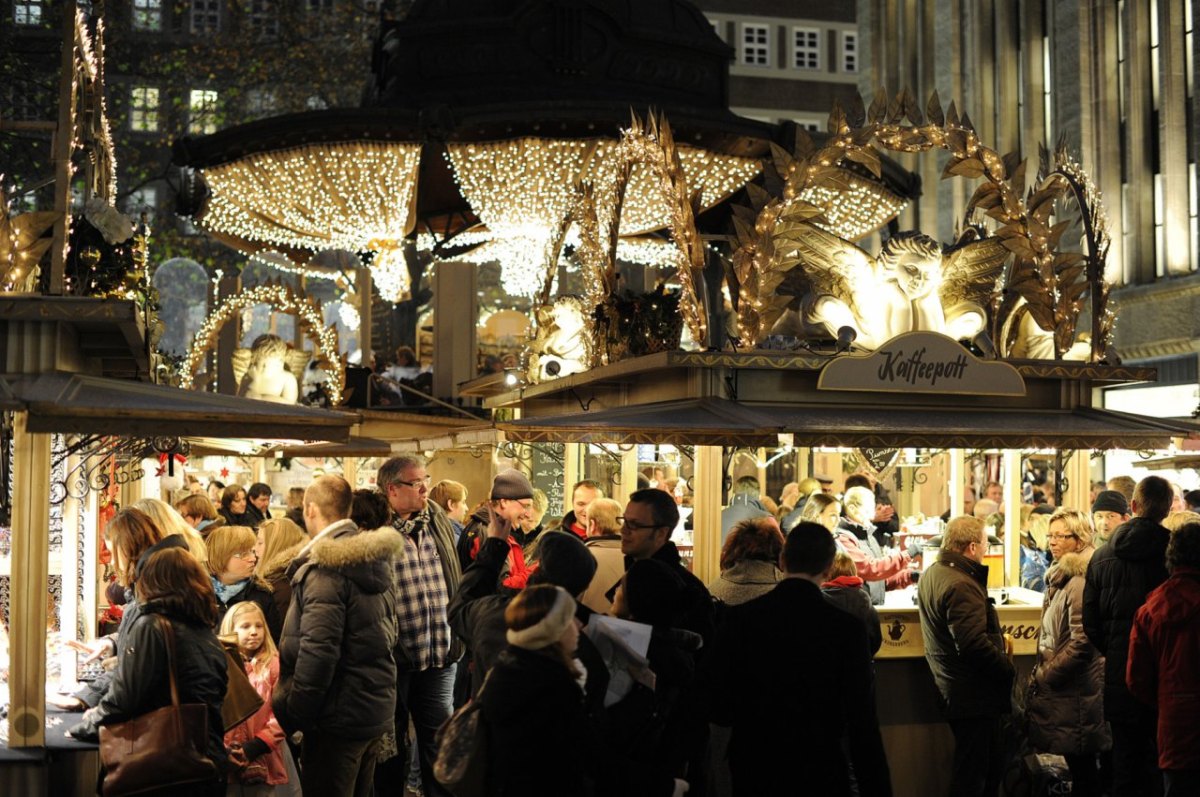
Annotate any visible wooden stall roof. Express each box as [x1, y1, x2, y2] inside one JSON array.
[[0, 296, 150, 379], [0, 371, 358, 442], [497, 397, 1200, 450]]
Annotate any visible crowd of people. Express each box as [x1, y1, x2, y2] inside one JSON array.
[[50, 463, 1200, 797]]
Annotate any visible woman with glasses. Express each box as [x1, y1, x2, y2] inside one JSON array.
[[1026, 508, 1109, 794], [205, 525, 279, 635]]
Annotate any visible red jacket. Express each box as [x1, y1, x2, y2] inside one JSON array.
[[1127, 566, 1200, 770], [469, 533, 529, 590]]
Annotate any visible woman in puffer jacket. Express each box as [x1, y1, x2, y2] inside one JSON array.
[[1026, 508, 1110, 794]]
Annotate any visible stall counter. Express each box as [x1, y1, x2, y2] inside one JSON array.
[[874, 586, 1044, 658]]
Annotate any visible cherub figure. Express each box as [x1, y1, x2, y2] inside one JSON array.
[[236, 333, 299, 404], [772, 223, 1008, 350], [526, 297, 590, 382]]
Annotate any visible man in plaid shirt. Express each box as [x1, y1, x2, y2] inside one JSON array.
[[377, 455, 464, 797]]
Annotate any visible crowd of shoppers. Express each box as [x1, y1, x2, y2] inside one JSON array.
[[55, 465, 1200, 797]]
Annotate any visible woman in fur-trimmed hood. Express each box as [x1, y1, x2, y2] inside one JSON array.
[[272, 516, 405, 742], [1026, 509, 1109, 794]]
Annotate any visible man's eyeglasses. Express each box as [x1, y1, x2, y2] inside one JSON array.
[[617, 517, 663, 532], [392, 476, 432, 490]]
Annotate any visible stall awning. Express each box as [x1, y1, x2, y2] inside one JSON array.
[[497, 398, 1200, 450], [1, 372, 358, 442]]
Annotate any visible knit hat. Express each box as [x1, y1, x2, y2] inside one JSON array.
[[506, 586, 576, 650], [491, 468, 534, 500], [530, 531, 597, 597], [1092, 489, 1129, 516], [623, 558, 687, 628]]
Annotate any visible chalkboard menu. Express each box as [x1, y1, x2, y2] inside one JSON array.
[[530, 443, 566, 517]]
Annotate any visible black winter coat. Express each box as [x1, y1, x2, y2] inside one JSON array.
[[480, 646, 598, 797], [447, 537, 609, 708], [917, 550, 1014, 719], [74, 534, 192, 708], [705, 578, 892, 797], [1082, 515, 1170, 720], [273, 521, 404, 739], [822, 577, 883, 655], [86, 603, 229, 771], [639, 542, 716, 651]]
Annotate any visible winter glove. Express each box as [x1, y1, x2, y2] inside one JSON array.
[[240, 737, 270, 761]]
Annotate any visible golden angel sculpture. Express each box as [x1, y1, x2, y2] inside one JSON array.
[[771, 222, 1008, 351], [232, 334, 308, 404]]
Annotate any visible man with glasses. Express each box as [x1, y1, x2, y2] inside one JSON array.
[[616, 488, 715, 648], [376, 455, 463, 797], [917, 515, 1014, 797], [456, 468, 534, 588]]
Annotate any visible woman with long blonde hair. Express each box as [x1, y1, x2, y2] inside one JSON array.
[[253, 517, 307, 644], [132, 497, 208, 564]]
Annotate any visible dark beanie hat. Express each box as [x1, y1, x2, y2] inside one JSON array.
[[623, 558, 687, 628], [491, 468, 534, 500], [1092, 489, 1129, 516], [530, 531, 597, 597]]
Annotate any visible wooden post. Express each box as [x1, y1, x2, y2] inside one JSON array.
[[692, 445, 722, 584], [47, 0, 78, 295], [432, 261, 477, 400], [563, 443, 582, 517], [356, 266, 373, 368], [949, 448, 966, 517], [1003, 450, 1022, 587], [9, 412, 51, 746]]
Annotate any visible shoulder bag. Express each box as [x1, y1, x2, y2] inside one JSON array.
[[98, 615, 218, 796], [433, 669, 493, 797]]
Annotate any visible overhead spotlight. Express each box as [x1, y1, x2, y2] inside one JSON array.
[[836, 326, 857, 353], [544, 359, 561, 377], [503, 371, 519, 387], [973, 330, 997, 359]]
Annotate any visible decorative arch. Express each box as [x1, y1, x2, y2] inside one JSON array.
[[180, 284, 345, 405]]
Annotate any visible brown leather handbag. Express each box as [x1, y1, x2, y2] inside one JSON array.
[[98, 615, 218, 796]]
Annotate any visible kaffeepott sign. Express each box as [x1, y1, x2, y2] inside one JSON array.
[[817, 331, 1026, 397]]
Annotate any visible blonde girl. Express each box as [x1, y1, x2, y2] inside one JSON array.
[[220, 601, 288, 795]]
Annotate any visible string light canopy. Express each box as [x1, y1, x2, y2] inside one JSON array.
[[444, 137, 761, 296], [199, 141, 421, 298]]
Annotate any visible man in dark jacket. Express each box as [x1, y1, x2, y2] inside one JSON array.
[[273, 474, 403, 797], [1083, 474, 1173, 797], [245, 482, 272, 527], [619, 487, 715, 649], [706, 522, 892, 796], [917, 515, 1014, 797]]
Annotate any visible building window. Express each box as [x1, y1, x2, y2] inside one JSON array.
[[740, 23, 770, 67], [793, 117, 823, 132], [841, 31, 858, 73], [130, 87, 160, 132], [793, 27, 821, 70], [124, 186, 158, 221], [14, 1, 45, 25], [248, 0, 278, 38], [190, 0, 220, 35], [133, 0, 162, 31], [244, 88, 277, 120], [188, 89, 219, 134]]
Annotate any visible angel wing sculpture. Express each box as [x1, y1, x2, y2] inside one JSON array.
[[771, 219, 1008, 350], [231, 334, 308, 404]]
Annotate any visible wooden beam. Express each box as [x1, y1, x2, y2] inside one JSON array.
[[9, 412, 51, 746], [692, 445, 722, 584]]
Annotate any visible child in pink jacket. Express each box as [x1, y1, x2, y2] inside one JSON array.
[[221, 601, 288, 795]]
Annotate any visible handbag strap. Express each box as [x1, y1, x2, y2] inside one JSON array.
[[154, 613, 182, 708]]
